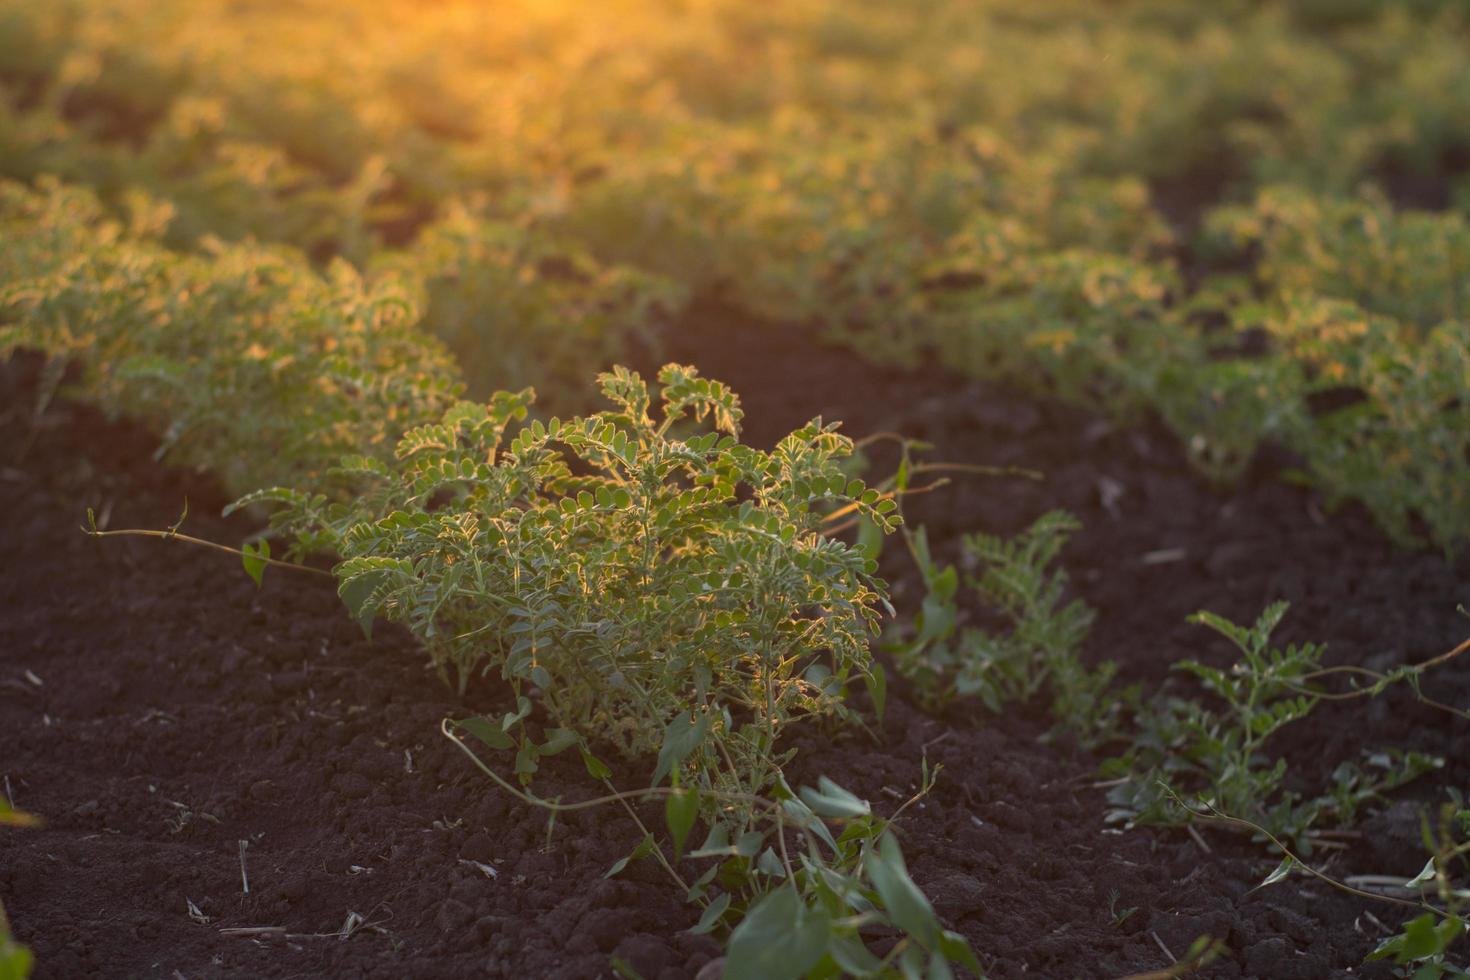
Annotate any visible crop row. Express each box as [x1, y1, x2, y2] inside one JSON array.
[[1, 0, 1466, 549]]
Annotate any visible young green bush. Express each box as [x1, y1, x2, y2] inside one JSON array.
[[242, 364, 900, 810], [886, 511, 1114, 744], [1103, 602, 1443, 852], [244, 363, 984, 975]]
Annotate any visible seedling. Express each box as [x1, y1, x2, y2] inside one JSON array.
[[887, 510, 1116, 745], [1106, 604, 1460, 852]]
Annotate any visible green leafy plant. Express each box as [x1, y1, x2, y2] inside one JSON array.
[[886, 510, 1114, 744], [0, 903, 31, 980], [1105, 603, 1449, 851], [243, 364, 901, 818]]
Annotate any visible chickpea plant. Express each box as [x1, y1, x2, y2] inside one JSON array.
[[886, 510, 1116, 746], [1104, 603, 1447, 853], [240, 363, 896, 799], [237, 364, 981, 976]]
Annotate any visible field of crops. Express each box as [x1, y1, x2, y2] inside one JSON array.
[[1, 1, 1468, 977]]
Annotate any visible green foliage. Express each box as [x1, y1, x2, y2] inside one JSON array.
[[1367, 795, 1470, 978], [887, 511, 1114, 744], [1201, 189, 1470, 549], [255, 365, 900, 816], [379, 208, 687, 412], [1104, 603, 1443, 851], [1371, 914, 1466, 979], [0, 178, 461, 495], [721, 832, 979, 979]]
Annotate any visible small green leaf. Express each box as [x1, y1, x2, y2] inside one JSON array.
[[829, 934, 886, 976], [451, 716, 513, 751], [735, 830, 765, 857], [724, 885, 829, 980], [688, 892, 731, 936], [866, 663, 887, 724], [580, 747, 612, 779], [799, 777, 870, 820], [0, 943, 35, 980], [339, 566, 396, 638], [689, 823, 731, 859], [866, 833, 941, 949], [604, 834, 656, 878], [608, 955, 645, 980], [666, 785, 699, 859], [938, 929, 984, 976], [1405, 857, 1437, 889], [756, 847, 787, 878], [241, 539, 269, 588], [1251, 856, 1295, 892], [652, 710, 710, 787], [540, 728, 579, 756]]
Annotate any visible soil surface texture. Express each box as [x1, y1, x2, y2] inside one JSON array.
[[1, 306, 1467, 979]]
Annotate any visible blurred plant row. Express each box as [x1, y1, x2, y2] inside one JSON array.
[[1, 0, 1468, 548]]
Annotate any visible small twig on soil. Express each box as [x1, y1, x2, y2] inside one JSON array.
[[1090, 776, 1131, 790], [219, 912, 390, 942], [337, 910, 365, 940], [1358, 910, 1394, 936], [1185, 823, 1213, 856], [1150, 931, 1178, 964], [921, 729, 952, 752], [1114, 935, 1226, 980], [1140, 547, 1188, 566], [238, 840, 250, 896]]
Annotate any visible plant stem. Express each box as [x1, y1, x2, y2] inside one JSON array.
[[83, 526, 334, 578]]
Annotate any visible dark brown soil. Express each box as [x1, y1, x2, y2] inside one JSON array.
[[1, 304, 1467, 979]]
